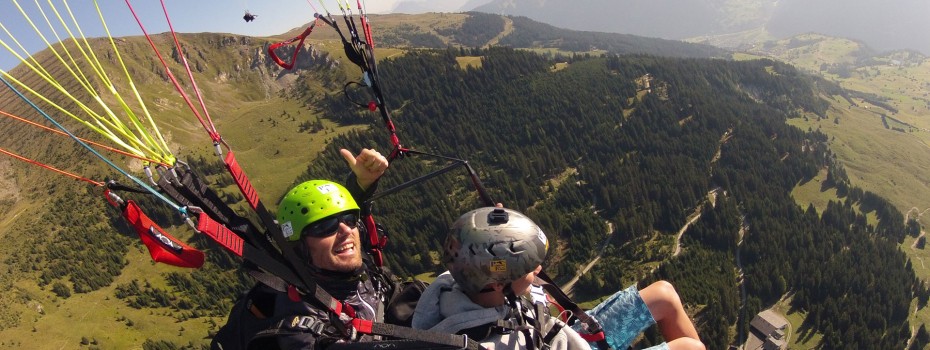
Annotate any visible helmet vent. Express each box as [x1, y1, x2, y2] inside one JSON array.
[[301, 208, 308, 215], [486, 243, 496, 256]]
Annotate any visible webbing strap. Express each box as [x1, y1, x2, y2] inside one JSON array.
[[578, 331, 607, 342], [195, 212, 307, 293], [178, 166, 234, 224], [122, 200, 204, 268], [350, 319, 484, 350], [251, 313, 334, 343], [157, 165, 282, 273], [536, 271, 611, 350], [224, 151, 259, 209], [327, 340, 478, 350], [196, 212, 244, 256], [105, 180, 149, 194], [362, 215, 384, 267], [156, 174, 197, 208], [541, 322, 564, 349], [268, 21, 317, 70]]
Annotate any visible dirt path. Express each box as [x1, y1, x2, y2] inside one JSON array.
[[735, 217, 748, 347], [912, 231, 926, 249], [564, 130, 729, 293], [673, 188, 722, 257], [485, 17, 513, 47], [563, 221, 613, 294], [674, 206, 703, 257]]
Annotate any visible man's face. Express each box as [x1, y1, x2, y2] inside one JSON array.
[[303, 216, 363, 272]]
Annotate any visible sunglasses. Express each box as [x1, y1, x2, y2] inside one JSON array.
[[303, 212, 359, 238]]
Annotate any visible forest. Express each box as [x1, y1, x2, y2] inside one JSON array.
[[294, 47, 923, 349], [6, 45, 924, 349]]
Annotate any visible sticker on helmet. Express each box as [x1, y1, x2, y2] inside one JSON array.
[[282, 221, 294, 239], [490, 259, 507, 272], [316, 183, 338, 194], [536, 227, 548, 250]]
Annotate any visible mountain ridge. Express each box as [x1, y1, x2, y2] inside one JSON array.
[[473, 0, 930, 55]]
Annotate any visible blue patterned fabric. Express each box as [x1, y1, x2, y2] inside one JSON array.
[[574, 285, 669, 350]]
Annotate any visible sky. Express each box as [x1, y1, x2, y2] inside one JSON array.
[[0, 0, 448, 71]]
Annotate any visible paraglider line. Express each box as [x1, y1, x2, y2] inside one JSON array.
[[0, 74, 182, 212], [0, 147, 102, 187]]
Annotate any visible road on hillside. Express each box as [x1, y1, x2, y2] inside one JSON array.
[[673, 188, 722, 257], [563, 130, 730, 294], [563, 221, 613, 294], [735, 215, 748, 349]]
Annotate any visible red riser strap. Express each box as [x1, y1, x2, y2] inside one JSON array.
[[579, 331, 607, 342], [123, 201, 204, 268], [196, 211, 244, 256], [224, 151, 259, 209], [352, 319, 374, 334]]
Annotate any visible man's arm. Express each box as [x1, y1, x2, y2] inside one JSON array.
[[341, 148, 388, 206]]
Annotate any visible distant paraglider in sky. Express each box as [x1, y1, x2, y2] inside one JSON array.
[[243, 11, 257, 22]]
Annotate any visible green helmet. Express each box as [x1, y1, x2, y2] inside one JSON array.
[[277, 180, 359, 241], [443, 207, 549, 295]]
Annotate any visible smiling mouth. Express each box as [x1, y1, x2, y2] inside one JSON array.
[[335, 242, 355, 254]]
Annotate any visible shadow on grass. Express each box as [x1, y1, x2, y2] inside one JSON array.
[[795, 308, 822, 347]]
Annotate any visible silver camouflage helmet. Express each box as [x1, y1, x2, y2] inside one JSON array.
[[443, 207, 549, 295]]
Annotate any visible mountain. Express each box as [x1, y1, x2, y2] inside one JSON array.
[[0, 12, 926, 350], [471, 0, 930, 54]]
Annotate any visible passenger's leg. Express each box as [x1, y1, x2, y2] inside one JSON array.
[[639, 281, 704, 350]]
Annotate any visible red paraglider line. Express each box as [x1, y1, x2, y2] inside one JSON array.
[[124, 0, 220, 142]]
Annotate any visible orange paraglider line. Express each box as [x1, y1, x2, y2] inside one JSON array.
[[0, 110, 170, 167]]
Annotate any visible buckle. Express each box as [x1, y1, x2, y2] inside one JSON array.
[[289, 315, 326, 335]]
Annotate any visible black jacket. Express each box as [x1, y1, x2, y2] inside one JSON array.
[[211, 267, 391, 350]]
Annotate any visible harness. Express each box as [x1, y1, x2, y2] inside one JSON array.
[[445, 279, 610, 350], [213, 255, 484, 350]]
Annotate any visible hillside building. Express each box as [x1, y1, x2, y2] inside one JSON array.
[[745, 309, 789, 350]]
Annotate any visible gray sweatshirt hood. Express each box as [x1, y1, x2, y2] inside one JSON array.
[[411, 272, 511, 333]]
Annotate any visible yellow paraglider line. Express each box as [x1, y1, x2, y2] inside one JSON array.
[[0, 0, 176, 165], [93, 0, 174, 164], [0, 68, 148, 159], [61, 0, 173, 161], [9, 0, 153, 158]]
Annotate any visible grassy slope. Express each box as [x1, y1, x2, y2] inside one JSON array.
[[787, 95, 930, 219], [745, 32, 930, 234], [2, 246, 221, 349], [0, 30, 373, 347], [758, 34, 930, 345], [0, 12, 483, 348]]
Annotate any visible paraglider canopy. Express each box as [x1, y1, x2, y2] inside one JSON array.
[[243, 11, 257, 22]]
